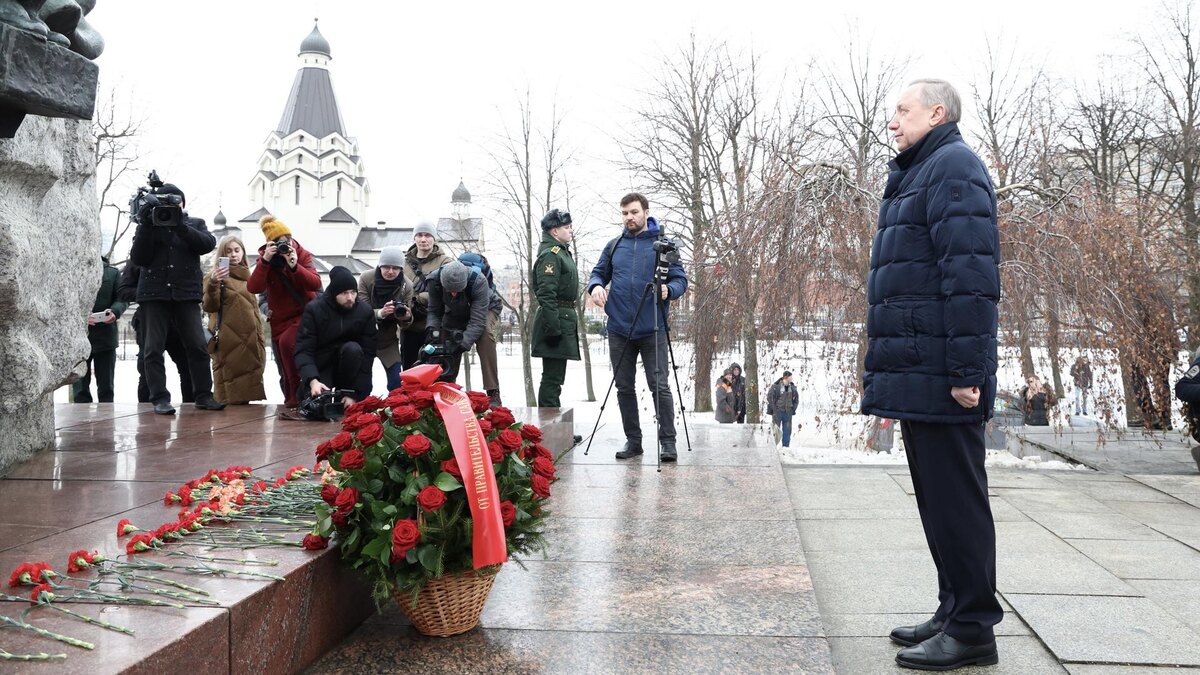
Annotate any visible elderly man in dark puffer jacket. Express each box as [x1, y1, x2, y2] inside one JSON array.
[[861, 78, 1002, 671]]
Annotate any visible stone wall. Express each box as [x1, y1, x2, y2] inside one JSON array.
[[0, 115, 98, 472]]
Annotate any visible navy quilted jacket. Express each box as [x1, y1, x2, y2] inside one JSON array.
[[861, 123, 1001, 424]]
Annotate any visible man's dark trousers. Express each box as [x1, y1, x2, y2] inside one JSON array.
[[900, 420, 1002, 645], [315, 342, 366, 397], [136, 324, 195, 403], [609, 332, 675, 446], [139, 301, 213, 404], [73, 350, 117, 403]]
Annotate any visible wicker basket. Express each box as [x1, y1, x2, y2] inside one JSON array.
[[395, 568, 499, 637]]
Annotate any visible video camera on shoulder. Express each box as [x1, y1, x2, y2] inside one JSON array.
[[129, 170, 186, 229], [418, 327, 465, 359], [298, 387, 357, 421]]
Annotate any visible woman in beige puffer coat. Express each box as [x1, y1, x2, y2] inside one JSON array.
[[203, 236, 267, 404]]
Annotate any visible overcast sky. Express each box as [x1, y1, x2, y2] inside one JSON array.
[[91, 0, 1157, 262]]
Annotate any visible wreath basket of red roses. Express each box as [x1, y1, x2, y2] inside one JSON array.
[[311, 366, 556, 636]]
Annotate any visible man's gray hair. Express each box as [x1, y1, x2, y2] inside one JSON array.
[[909, 79, 962, 123]]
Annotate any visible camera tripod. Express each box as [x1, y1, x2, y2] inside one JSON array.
[[584, 245, 693, 472]]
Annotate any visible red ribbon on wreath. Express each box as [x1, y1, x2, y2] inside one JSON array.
[[401, 365, 507, 569]]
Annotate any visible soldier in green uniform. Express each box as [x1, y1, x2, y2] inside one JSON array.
[[531, 209, 580, 408]]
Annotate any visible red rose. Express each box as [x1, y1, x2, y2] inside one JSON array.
[[532, 456, 556, 479], [390, 405, 422, 425], [342, 412, 381, 432], [320, 483, 340, 505], [329, 431, 353, 453], [532, 443, 553, 461], [402, 434, 432, 458], [500, 500, 517, 528], [411, 390, 435, 409], [334, 487, 359, 513], [441, 458, 462, 479], [488, 440, 505, 464], [520, 424, 543, 442], [489, 407, 516, 429], [357, 423, 385, 446], [497, 429, 522, 451], [531, 474, 551, 499], [302, 534, 328, 550], [346, 396, 385, 416], [315, 440, 333, 461], [391, 519, 420, 551], [331, 510, 348, 527], [339, 449, 365, 471], [467, 391, 491, 413], [477, 418, 493, 435], [417, 486, 446, 512]]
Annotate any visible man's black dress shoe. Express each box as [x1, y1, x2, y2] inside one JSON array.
[[890, 617, 944, 647], [153, 402, 176, 415], [895, 632, 998, 671], [194, 397, 226, 411], [615, 442, 643, 460], [659, 441, 677, 462]]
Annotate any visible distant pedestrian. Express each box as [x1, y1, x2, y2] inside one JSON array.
[[715, 371, 736, 423], [729, 362, 747, 423], [1070, 356, 1092, 416], [1020, 374, 1057, 426], [1174, 347, 1200, 473], [358, 246, 413, 391], [766, 371, 798, 446], [74, 256, 127, 403], [202, 236, 267, 405]]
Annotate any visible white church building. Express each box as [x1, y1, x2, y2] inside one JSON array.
[[211, 21, 481, 274]]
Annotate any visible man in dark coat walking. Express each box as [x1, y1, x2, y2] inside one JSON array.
[[862, 79, 1002, 670], [128, 183, 223, 414], [293, 266, 377, 410], [74, 257, 128, 403]]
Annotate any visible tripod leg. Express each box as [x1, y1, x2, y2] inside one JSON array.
[[663, 327, 693, 452]]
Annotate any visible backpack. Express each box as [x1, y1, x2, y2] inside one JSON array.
[[458, 252, 497, 294]]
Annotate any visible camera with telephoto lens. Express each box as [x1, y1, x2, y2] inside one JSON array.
[[298, 387, 357, 421], [274, 238, 292, 256], [129, 170, 185, 228]]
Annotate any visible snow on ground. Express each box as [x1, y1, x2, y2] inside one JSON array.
[[61, 333, 1104, 470]]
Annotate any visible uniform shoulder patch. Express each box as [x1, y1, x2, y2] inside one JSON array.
[[550, 246, 561, 254], [1187, 365, 1200, 379], [542, 262, 556, 275]]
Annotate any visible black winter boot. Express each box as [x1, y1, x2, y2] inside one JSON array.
[[487, 389, 502, 407]]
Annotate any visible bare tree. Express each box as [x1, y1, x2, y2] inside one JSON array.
[[92, 87, 144, 261]]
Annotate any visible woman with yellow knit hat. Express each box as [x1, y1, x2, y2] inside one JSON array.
[[247, 215, 321, 410]]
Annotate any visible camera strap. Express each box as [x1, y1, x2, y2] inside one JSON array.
[[278, 271, 308, 308]]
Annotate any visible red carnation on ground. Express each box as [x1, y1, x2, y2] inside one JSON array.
[[531, 474, 552, 499], [329, 431, 353, 453], [252, 480, 269, 493], [532, 456, 556, 479], [339, 448, 366, 471], [467, 391, 491, 414], [520, 424, 543, 442], [320, 483, 340, 505], [302, 534, 329, 550], [477, 418, 493, 435], [497, 429, 522, 452], [273, 477, 287, 488], [285, 465, 308, 480], [9, 562, 52, 588], [126, 533, 155, 555], [29, 583, 53, 605], [488, 440, 505, 464], [489, 407, 516, 429], [164, 491, 178, 506], [417, 486, 446, 512], [390, 405, 422, 426], [500, 500, 517, 528], [356, 423, 385, 446], [66, 550, 100, 573], [402, 434, 432, 458], [441, 458, 462, 479], [116, 519, 138, 538], [410, 390, 435, 409], [391, 519, 421, 560]]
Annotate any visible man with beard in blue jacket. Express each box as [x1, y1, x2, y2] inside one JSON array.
[[862, 79, 1002, 670], [589, 193, 688, 462]]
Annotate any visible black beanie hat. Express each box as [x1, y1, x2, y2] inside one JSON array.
[[327, 266, 357, 297], [541, 208, 572, 231]]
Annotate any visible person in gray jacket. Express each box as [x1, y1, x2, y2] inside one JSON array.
[[767, 371, 799, 447], [425, 260, 490, 383]]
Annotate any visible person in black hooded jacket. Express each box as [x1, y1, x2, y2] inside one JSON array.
[[292, 266, 377, 412], [729, 362, 747, 423]]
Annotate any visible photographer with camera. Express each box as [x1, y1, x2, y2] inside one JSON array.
[[588, 193, 688, 461], [400, 222, 455, 369], [247, 215, 321, 411], [423, 260, 490, 383], [292, 267, 377, 418], [358, 246, 413, 391], [532, 209, 581, 408], [127, 175, 224, 415]]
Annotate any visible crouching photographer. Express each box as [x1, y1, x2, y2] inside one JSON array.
[[127, 171, 224, 415], [286, 267, 376, 421], [424, 260, 490, 383]]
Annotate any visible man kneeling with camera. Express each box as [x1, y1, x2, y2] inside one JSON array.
[[290, 266, 377, 420], [422, 260, 490, 383]]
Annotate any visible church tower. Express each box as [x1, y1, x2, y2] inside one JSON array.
[[242, 20, 370, 255]]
